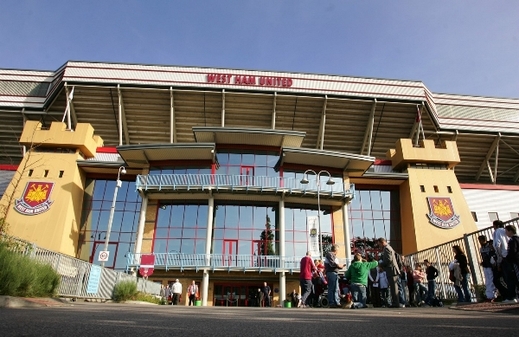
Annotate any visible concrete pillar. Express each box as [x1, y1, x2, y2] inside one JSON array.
[[133, 192, 148, 263], [278, 196, 286, 302], [342, 201, 352, 266], [202, 192, 214, 306]]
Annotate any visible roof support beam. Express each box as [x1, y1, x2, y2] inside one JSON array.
[[476, 134, 500, 182], [412, 103, 426, 146], [317, 95, 328, 150], [170, 87, 176, 143], [221, 89, 226, 127], [360, 99, 377, 155], [62, 83, 77, 130], [117, 84, 130, 145], [271, 92, 277, 130]]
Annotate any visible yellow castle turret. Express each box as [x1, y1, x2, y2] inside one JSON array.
[[0, 121, 103, 256], [387, 139, 477, 255]]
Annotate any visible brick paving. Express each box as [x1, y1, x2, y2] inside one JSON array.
[[450, 301, 519, 314]]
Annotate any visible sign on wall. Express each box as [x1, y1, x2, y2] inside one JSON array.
[[14, 181, 54, 215], [426, 197, 460, 229]]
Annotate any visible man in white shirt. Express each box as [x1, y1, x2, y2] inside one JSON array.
[[171, 279, 182, 305]]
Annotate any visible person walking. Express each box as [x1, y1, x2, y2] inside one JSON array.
[[171, 279, 182, 305], [299, 251, 317, 308], [324, 244, 345, 308], [452, 245, 471, 302], [261, 282, 271, 307], [377, 238, 402, 308], [187, 280, 198, 306]]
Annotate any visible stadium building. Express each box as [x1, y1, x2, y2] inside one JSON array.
[[1, 61, 518, 306]]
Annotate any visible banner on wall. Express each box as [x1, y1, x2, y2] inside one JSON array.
[[307, 216, 320, 257]]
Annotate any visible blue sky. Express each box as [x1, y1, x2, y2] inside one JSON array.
[[1, 0, 518, 98]]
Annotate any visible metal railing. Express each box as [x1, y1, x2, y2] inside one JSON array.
[[136, 173, 355, 199], [404, 218, 519, 301], [128, 252, 350, 273], [4, 237, 161, 300]]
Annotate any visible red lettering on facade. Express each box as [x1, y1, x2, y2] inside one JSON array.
[[207, 74, 292, 88], [207, 73, 232, 84]]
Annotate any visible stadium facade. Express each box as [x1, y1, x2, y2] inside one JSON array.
[[1, 61, 519, 306]]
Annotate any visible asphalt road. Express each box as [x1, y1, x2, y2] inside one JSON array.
[[0, 303, 516, 337]]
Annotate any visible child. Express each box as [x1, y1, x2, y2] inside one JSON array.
[[378, 265, 390, 307]]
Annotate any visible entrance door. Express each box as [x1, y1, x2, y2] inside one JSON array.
[[223, 240, 238, 267], [90, 241, 118, 269], [240, 165, 254, 186], [213, 283, 252, 307]]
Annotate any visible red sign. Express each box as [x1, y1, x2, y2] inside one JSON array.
[[14, 181, 54, 215], [426, 197, 460, 229], [206, 73, 293, 88], [139, 254, 155, 277]]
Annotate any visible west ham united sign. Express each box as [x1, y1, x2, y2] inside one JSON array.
[[426, 197, 460, 229], [14, 181, 54, 215]]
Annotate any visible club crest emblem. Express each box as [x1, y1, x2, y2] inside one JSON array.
[[310, 228, 318, 237], [14, 181, 54, 215], [426, 197, 460, 229]]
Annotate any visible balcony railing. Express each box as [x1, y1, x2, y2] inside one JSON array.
[[127, 253, 350, 273], [136, 173, 355, 199]]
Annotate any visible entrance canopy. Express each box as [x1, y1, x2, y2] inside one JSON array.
[[277, 147, 375, 177], [117, 143, 216, 168]]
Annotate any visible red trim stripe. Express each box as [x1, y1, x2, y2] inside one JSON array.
[[460, 183, 519, 191], [96, 146, 118, 153], [0, 164, 18, 171]]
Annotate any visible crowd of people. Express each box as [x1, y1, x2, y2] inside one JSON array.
[[295, 224, 519, 309], [475, 220, 519, 303]]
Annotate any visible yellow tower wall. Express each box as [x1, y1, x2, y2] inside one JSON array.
[[388, 139, 477, 255], [0, 121, 103, 256]]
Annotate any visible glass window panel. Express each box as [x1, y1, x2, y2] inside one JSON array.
[[224, 229, 238, 239], [119, 232, 132, 242], [181, 240, 194, 253], [217, 153, 229, 165], [196, 228, 207, 239], [182, 228, 195, 238], [169, 227, 182, 238], [227, 166, 240, 176], [242, 153, 254, 165], [155, 228, 169, 238], [110, 212, 123, 232], [239, 229, 253, 240], [229, 153, 241, 165], [240, 207, 253, 229], [167, 241, 181, 253], [294, 230, 307, 242], [184, 206, 197, 228], [194, 241, 205, 254], [153, 239, 167, 254], [225, 206, 239, 228], [213, 229, 224, 240], [255, 166, 267, 177], [213, 240, 222, 254]]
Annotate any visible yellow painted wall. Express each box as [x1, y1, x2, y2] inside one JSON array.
[[0, 121, 102, 257], [388, 139, 478, 255], [141, 200, 158, 253], [1, 152, 85, 255], [401, 168, 477, 254]]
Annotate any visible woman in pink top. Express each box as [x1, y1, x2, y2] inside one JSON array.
[[412, 264, 428, 306]]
